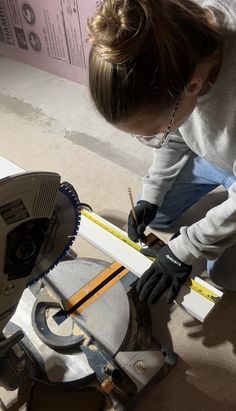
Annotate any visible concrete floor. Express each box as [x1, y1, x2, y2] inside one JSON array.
[[0, 56, 236, 410]]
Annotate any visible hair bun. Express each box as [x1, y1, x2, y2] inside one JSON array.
[[88, 0, 154, 64]]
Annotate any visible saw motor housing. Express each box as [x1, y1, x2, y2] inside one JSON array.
[[0, 172, 62, 332]]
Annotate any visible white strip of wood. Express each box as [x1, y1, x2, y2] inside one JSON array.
[[79, 212, 223, 322], [0, 155, 24, 178]]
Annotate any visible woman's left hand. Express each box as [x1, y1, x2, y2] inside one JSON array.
[[137, 243, 192, 304]]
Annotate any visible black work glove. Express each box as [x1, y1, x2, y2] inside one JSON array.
[[137, 243, 192, 304], [128, 200, 158, 242]]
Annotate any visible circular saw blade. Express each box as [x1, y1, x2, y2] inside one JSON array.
[[29, 182, 81, 285]]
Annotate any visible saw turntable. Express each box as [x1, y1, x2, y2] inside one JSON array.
[[0, 155, 222, 410]]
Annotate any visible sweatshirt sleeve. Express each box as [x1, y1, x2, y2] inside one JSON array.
[[169, 181, 236, 265], [141, 131, 193, 206]]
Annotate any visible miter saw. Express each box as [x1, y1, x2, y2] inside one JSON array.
[[0, 157, 176, 411]]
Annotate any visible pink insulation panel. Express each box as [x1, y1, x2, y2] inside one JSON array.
[[0, 0, 100, 85]]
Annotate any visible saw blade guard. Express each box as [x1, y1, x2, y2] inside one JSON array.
[[0, 172, 80, 331]]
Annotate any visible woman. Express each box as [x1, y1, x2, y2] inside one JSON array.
[[88, 0, 236, 304]]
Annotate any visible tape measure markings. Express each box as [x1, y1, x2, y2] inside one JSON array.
[[81, 209, 220, 303]]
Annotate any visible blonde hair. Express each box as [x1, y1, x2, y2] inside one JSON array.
[[88, 0, 221, 123]]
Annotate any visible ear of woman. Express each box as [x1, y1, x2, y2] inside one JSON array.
[[185, 80, 203, 96]]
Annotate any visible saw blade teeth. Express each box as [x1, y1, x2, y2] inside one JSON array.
[[55, 181, 81, 253], [27, 181, 81, 287]]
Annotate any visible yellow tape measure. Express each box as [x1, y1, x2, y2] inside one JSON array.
[[81, 208, 142, 251], [81, 208, 220, 303], [185, 278, 220, 303]]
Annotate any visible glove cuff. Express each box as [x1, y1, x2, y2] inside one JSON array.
[[168, 236, 196, 265], [137, 200, 158, 209], [164, 246, 192, 269]]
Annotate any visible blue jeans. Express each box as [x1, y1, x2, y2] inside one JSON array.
[[150, 154, 236, 290]]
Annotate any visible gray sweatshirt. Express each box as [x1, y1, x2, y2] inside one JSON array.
[[141, 0, 236, 265]]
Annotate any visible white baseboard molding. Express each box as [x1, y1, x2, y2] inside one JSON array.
[[79, 211, 223, 322]]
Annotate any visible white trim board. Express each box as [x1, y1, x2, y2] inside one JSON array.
[[79, 211, 223, 322], [0, 155, 24, 178]]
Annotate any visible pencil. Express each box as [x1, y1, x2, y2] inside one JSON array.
[[128, 187, 142, 246], [128, 187, 137, 224]]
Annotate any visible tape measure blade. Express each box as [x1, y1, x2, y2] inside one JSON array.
[[81, 209, 141, 250], [80, 209, 223, 305], [80, 212, 152, 277]]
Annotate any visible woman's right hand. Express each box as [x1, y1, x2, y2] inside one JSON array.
[[127, 200, 158, 242]]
